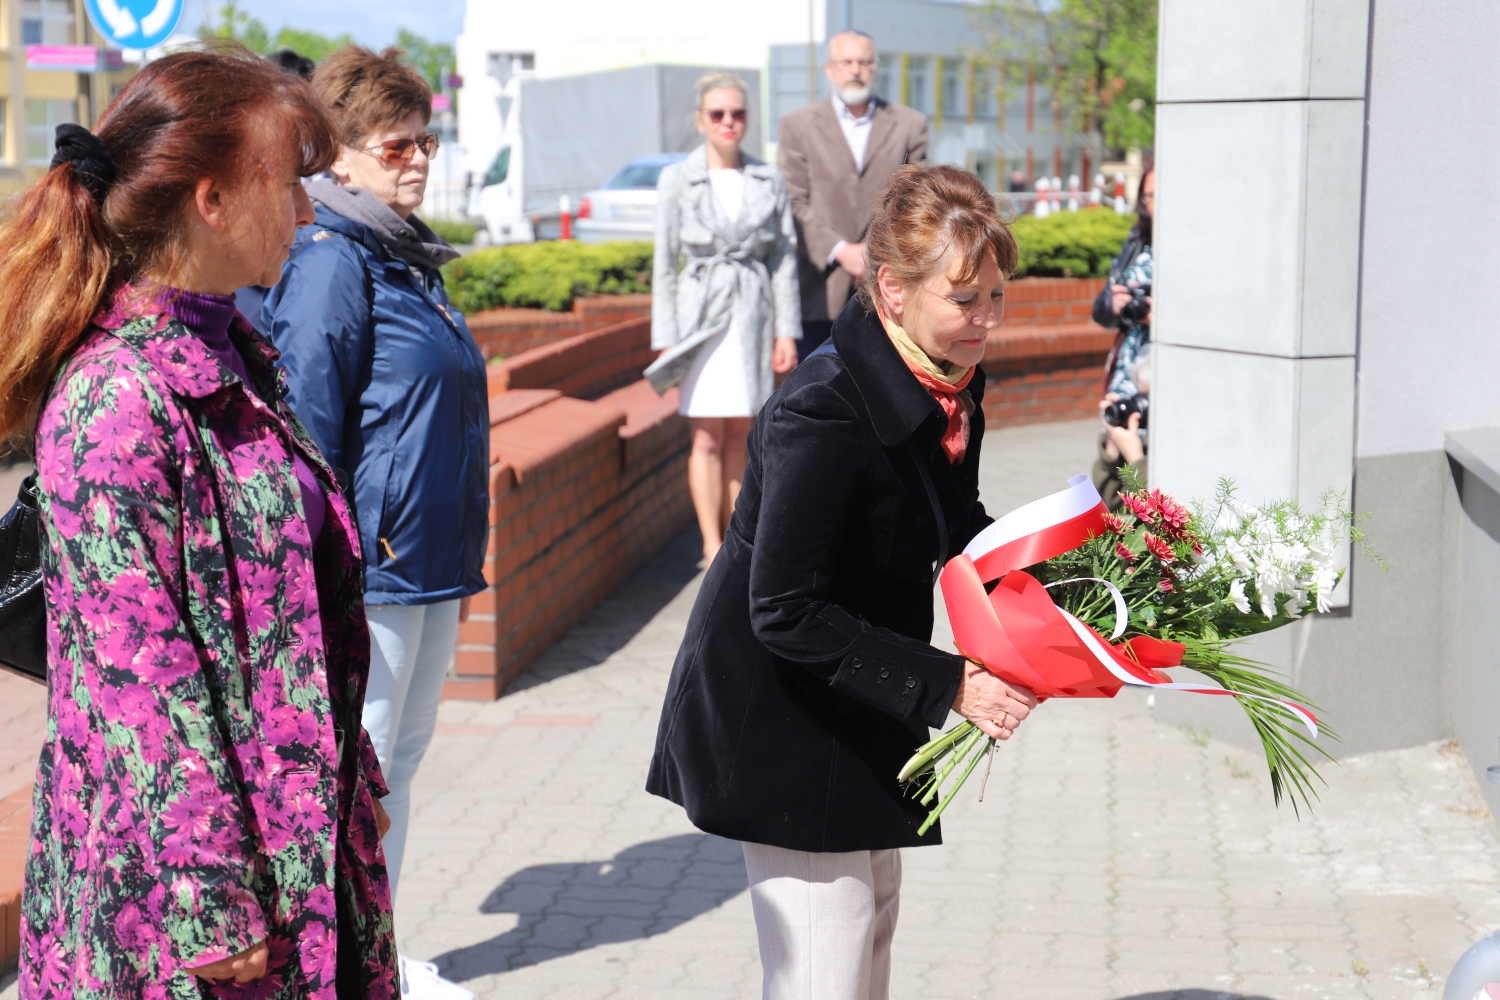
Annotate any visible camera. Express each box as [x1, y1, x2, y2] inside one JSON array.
[[1103, 393, 1149, 429], [1119, 284, 1151, 324]]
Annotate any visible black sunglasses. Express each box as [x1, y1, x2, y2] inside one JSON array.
[[705, 108, 748, 124]]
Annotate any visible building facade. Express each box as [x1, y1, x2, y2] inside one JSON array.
[[455, 0, 1090, 192], [1150, 0, 1500, 817], [0, 0, 135, 186]]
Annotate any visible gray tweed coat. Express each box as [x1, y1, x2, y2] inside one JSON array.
[[650, 145, 801, 412]]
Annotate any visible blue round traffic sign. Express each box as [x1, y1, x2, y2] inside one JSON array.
[[83, 0, 184, 50]]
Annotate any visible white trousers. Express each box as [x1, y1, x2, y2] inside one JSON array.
[[742, 843, 902, 1000], [362, 599, 461, 902]]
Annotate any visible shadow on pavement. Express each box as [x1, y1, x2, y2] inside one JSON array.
[[504, 525, 705, 694], [432, 832, 746, 981], [1115, 993, 1277, 1000]]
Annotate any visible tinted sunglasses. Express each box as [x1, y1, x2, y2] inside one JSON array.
[[361, 133, 440, 166], [705, 108, 748, 124]]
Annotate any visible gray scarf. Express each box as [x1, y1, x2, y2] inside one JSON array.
[[307, 178, 460, 272]]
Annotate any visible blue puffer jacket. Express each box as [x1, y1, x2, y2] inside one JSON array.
[[264, 206, 490, 605]]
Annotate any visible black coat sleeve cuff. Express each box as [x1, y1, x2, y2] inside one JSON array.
[[826, 626, 964, 730]]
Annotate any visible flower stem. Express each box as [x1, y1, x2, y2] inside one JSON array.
[[898, 722, 975, 782], [917, 734, 992, 836]]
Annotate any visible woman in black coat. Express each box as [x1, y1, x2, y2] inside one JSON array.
[[647, 165, 1039, 1000]]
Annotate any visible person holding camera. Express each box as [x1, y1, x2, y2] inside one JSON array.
[[1092, 163, 1153, 509], [1096, 348, 1150, 508]]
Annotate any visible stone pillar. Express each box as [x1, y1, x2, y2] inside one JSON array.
[[1149, 1, 1379, 749], [1153, 1, 1500, 798]]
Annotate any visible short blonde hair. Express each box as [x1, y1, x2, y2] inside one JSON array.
[[313, 45, 432, 146], [695, 70, 748, 109]]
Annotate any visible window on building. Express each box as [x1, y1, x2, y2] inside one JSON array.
[[941, 60, 961, 118], [876, 54, 896, 104], [27, 98, 76, 165], [907, 57, 930, 114], [972, 65, 998, 120], [22, 0, 74, 45]]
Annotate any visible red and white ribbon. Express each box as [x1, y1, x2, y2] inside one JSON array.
[[944, 476, 1319, 738], [963, 474, 1106, 582]]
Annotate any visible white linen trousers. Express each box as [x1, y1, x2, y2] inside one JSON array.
[[362, 599, 462, 900], [741, 843, 902, 1000]]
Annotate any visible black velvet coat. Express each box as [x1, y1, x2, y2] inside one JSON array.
[[646, 299, 994, 852]]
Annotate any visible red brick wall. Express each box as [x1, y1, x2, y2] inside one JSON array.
[[465, 293, 652, 361], [983, 277, 1116, 429], [450, 319, 691, 698], [452, 278, 1115, 696], [488, 317, 655, 401]]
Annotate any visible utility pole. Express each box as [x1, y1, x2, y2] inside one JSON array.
[[807, 0, 815, 103]]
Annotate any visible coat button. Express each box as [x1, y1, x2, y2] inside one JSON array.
[[905, 678, 916, 689], [851, 657, 863, 669], [878, 667, 890, 679]]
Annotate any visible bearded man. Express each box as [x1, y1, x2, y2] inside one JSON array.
[[777, 29, 928, 359]]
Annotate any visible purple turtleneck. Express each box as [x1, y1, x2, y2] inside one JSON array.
[[163, 290, 327, 543]]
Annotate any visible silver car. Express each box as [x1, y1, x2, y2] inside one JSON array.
[[574, 153, 688, 243]]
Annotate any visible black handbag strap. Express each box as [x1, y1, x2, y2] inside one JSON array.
[[906, 440, 948, 586]]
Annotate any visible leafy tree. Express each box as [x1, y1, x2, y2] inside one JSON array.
[[396, 28, 455, 92], [272, 27, 352, 64], [980, 0, 1157, 155], [197, 4, 350, 64], [197, 1, 269, 54]]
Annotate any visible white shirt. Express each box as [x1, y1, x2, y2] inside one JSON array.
[[708, 167, 745, 223], [833, 94, 875, 170], [829, 95, 875, 266]]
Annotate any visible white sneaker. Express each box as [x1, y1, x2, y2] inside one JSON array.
[[399, 955, 474, 1000]]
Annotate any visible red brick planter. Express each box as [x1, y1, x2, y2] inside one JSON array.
[[450, 317, 692, 699], [464, 293, 652, 361]]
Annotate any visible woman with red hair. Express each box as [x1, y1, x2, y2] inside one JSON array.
[[648, 164, 1039, 999], [0, 47, 397, 998]]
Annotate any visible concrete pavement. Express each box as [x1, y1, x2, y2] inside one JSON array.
[[4, 421, 1499, 998]]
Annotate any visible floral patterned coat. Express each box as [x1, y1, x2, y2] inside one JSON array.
[[20, 291, 398, 999]]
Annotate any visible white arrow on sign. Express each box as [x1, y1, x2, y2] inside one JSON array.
[[139, 0, 174, 36], [94, 0, 137, 38]]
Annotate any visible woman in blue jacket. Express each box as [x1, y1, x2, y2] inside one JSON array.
[[263, 45, 488, 1000]]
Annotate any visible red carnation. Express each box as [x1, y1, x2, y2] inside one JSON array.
[[1159, 578, 1175, 593], [1102, 512, 1128, 535], [1119, 491, 1157, 524], [1143, 532, 1177, 563], [1150, 489, 1192, 538], [1115, 542, 1137, 562]]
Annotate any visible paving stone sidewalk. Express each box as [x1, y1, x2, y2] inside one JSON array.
[[396, 420, 1500, 1000], [5, 422, 1500, 999]]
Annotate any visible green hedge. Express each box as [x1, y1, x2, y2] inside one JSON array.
[[426, 218, 479, 246], [1009, 209, 1137, 279], [440, 212, 1133, 314], [442, 241, 653, 313]]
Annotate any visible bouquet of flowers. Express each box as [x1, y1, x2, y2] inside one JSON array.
[[900, 474, 1375, 835]]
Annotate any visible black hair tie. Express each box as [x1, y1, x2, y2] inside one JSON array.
[[50, 123, 116, 204]]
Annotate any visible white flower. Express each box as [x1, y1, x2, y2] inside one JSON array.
[[1283, 591, 1309, 619], [1223, 536, 1253, 573], [1229, 578, 1251, 614]]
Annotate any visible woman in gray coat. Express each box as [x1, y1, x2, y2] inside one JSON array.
[[651, 71, 801, 563]]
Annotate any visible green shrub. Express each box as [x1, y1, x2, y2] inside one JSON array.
[[426, 218, 479, 246], [442, 241, 654, 313], [1009, 209, 1137, 278]]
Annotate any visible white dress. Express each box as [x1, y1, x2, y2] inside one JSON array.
[[680, 168, 753, 418]]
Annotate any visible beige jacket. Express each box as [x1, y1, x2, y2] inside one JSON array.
[[777, 97, 928, 321]]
